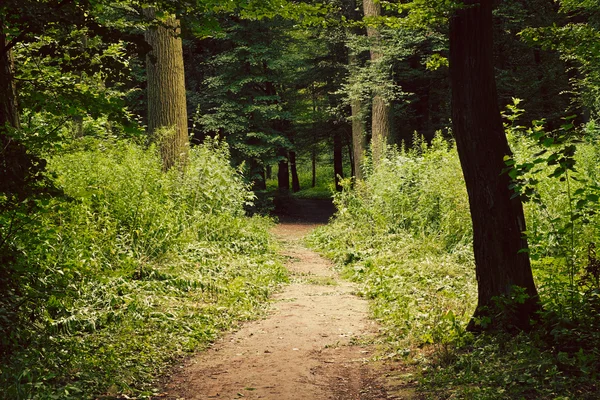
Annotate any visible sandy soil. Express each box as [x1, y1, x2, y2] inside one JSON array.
[[159, 222, 416, 400]]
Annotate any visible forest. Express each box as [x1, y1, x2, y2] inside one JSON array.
[[1, 0, 600, 398]]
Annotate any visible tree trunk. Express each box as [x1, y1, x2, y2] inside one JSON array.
[[0, 33, 19, 130], [0, 29, 31, 198], [348, 142, 355, 178], [333, 130, 344, 192], [350, 55, 366, 181], [144, 8, 189, 170], [311, 147, 317, 188], [363, 0, 391, 167], [449, 0, 539, 331], [290, 150, 300, 192], [277, 148, 290, 193]]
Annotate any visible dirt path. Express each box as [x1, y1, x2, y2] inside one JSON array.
[[160, 222, 406, 399]]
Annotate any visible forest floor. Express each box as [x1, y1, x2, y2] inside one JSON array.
[[158, 199, 419, 400]]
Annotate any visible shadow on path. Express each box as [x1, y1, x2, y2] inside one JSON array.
[[272, 196, 336, 224]]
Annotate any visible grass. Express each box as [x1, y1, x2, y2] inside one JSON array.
[[0, 139, 287, 399], [308, 132, 600, 399]]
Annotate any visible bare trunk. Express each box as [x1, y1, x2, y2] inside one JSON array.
[[311, 148, 317, 188], [0, 33, 19, 129], [290, 150, 300, 192], [334, 130, 344, 192], [348, 142, 355, 178], [277, 148, 290, 193], [144, 8, 189, 170], [0, 30, 31, 198], [350, 71, 366, 180], [363, 0, 391, 167], [449, 0, 539, 331]]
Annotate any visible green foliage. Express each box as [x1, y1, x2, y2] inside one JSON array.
[[308, 135, 475, 349], [504, 100, 600, 301], [190, 16, 301, 182], [0, 138, 286, 399], [520, 0, 600, 118], [309, 119, 600, 398]]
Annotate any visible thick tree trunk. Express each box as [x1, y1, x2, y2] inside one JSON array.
[[277, 148, 290, 193], [333, 130, 344, 192], [144, 8, 189, 170], [449, 0, 539, 331], [344, 0, 367, 181], [363, 0, 391, 167], [0, 30, 32, 198], [348, 143, 355, 178], [0, 33, 19, 130], [289, 150, 300, 192]]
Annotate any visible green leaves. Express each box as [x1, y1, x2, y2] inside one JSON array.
[[1, 138, 285, 398]]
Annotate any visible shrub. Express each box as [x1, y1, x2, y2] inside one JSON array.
[[0, 138, 286, 399]]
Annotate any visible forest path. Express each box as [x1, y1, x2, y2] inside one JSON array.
[[160, 219, 415, 399]]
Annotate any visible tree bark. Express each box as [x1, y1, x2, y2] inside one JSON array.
[[311, 147, 317, 188], [345, 0, 367, 181], [144, 8, 189, 170], [348, 142, 355, 178], [289, 150, 300, 192], [333, 130, 344, 192], [449, 0, 540, 331], [0, 29, 32, 198], [277, 148, 290, 193], [363, 0, 391, 167], [350, 55, 366, 181], [0, 33, 19, 130]]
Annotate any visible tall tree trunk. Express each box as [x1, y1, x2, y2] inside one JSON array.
[[333, 130, 344, 192], [449, 0, 539, 331], [250, 160, 266, 191], [0, 32, 19, 130], [311, 147, 317, 188], [348, 142, 355, 178], [277, 148, 290, 193], [350, 55, 366, 180], [0, 29, 31, 198], [289, 150, 300, 192], [344, 0, 366, 181], [144, 8, 189, 170], [363, 0, 391, 167]]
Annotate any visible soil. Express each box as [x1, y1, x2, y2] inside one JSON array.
[[158, 199, 419, 400]]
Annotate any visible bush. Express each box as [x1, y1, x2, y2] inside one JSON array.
[[0, 138, 286, 399], [309, 125, 600, 398], [308, 134, 476, 348]]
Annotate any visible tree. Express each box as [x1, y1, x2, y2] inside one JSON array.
[[449, 0, 540, 330], [341, 0, 367, 181], [349, 54, 366, 181], [0, 25, 39, 203], [144, 8, 189, 170], [363, 0, 391, 166]]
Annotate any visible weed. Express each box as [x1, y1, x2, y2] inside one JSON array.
[[0, 138, 286, 399]]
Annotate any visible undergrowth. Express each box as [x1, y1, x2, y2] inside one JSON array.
[[308, 123, 600, 399], [0, 138, 287, 399]]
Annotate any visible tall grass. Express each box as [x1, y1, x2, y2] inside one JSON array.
[[308, 135, 476, 347], [309, 126, 600, 398], [0, 138, 286, 399]]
